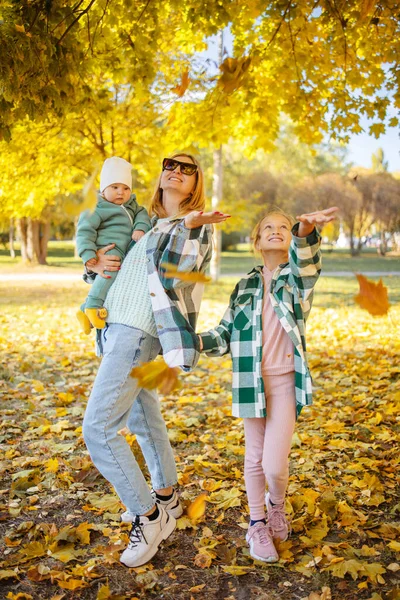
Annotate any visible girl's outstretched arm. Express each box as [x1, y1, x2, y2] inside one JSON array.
[[289, 206, 338, 316], [296, 207, 339, 238]]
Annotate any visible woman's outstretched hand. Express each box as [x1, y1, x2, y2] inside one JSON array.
[[296, 206, 339, 237], [184, 210, 231, 229], [86, 244, 121, 279]]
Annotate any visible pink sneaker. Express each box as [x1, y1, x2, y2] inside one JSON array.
[[246, 521, 279, 563], [265, 492, 291, 542]]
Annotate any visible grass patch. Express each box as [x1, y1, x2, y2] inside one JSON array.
[[1, 241, 399, 274]]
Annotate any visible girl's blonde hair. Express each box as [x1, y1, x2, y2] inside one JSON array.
[[251, 207, 296, 253], [149, 152, 206, 218]]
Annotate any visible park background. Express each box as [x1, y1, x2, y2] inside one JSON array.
[[0, 2, 399, 600]]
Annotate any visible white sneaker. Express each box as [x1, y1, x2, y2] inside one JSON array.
[[120, 505, 176, 568], [121, 488, 183, 523]]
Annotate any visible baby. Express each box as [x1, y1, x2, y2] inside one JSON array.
[[76, 156, 151, 333]]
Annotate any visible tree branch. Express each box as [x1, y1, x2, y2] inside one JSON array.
[[56, 0, 96, 46], [266, 1, 291, 48]]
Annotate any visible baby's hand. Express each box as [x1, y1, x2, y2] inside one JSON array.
[[132, 230, 145, 242]]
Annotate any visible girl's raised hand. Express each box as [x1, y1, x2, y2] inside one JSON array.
[[184, 210, 231, 229], [296, 206, 339, 225]]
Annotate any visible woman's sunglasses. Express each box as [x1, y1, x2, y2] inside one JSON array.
[[162, 157, 198, 176]]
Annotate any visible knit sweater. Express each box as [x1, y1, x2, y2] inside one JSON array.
[[104, 230, 157, 337]]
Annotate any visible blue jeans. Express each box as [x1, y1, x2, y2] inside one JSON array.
[[83, 324, 178, 515]]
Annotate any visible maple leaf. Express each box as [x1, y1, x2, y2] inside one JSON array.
[[354, 274, 390, 316], [57, 578, 88, 590], [130, 358, 180, 394], [160, 262, 211, 284], [218, 56, 252, 93], [193, 548, 213, 568], [208, 488, 242, 510], [172, 70, 190, 97], [0, 569, 19, 580]]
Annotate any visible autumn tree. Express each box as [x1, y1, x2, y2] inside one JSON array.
[[370, 172, 400, 255], [2, 1, 400, 265], [0, 80, 171, 263]]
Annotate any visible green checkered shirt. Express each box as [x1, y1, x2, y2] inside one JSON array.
[[200, 225, 322, 418]]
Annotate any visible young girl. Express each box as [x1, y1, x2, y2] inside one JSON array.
[[198, 206, 338, 562], [82, 153, 229, 568]]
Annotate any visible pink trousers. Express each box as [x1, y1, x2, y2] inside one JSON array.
[[243, 372, 296, 520]]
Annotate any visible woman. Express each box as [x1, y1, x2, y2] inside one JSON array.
[[82, 153, 229, 568]]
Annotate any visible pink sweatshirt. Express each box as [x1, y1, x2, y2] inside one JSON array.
[[261, 266, 294, 376]]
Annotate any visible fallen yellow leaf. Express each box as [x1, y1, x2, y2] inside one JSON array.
[[186, 493, 207, 522]]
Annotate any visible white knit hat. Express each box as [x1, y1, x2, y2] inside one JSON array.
[[100, 157, 132, 193]]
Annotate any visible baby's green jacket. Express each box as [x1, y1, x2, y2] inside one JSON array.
[[76, 193, 151, 264]]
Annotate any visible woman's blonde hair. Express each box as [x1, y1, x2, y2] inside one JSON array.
[[251, 207, 296, 253], [149, 152, 206, 218]]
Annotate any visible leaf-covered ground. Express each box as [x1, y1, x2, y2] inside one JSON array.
[[0, 276, 399, 600]]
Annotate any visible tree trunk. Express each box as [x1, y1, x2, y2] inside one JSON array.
[[18, 218, 34, 262], [17, 217, 50, 264], [209, 145, 223, 281], [38, 220, 50, 264], [391, 232, 400, 253], [9, 218, 15, 258], [377, 230, 387, 256], [349, 226, 359, 256], [209, 29, 224, 282]]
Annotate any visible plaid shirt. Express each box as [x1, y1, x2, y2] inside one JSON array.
[[86, 216, 213, 371], [146, 217, 212, 371], [200, 225, 322, 418]]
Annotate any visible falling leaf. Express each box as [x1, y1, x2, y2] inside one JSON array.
[[186, 493, 207, 522], [218, 56, 251, 93], [161, 263, 211, 284], [130, 358, 180, 394], [15, 24, 26, 33], [354, 274, 390, 316], [172, 70, 190, 97]]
